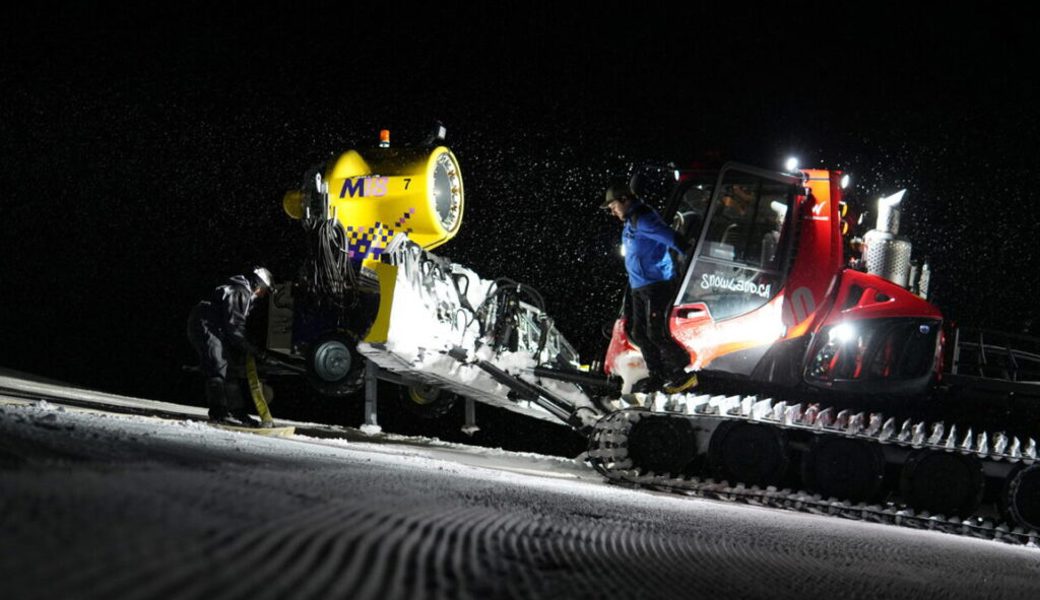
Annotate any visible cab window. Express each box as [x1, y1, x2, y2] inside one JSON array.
[[670, 182, 713, 246], [678, 170, 797, 321]]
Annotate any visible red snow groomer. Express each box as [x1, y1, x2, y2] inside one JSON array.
[[604, 164, 941, 397], [589, 161, 1040, 540]]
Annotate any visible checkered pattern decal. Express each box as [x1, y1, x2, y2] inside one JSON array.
[[343, 208, 416, 260]]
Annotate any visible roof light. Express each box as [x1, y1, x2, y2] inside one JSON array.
[[840, 174, 851, 189], [379, 129, 390, 148], [785, 156, 799, 172]]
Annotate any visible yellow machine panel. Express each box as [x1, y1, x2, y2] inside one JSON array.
[[284, 145, 464, 263]]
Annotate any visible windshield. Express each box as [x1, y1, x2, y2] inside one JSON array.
[[677, 169, 798, 321]]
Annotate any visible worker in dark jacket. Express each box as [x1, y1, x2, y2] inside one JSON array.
[[187, 267, 274, 425], [602, 177, 698, 394]]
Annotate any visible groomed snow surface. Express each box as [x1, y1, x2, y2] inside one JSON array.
[[2, 380, 1040, 599]]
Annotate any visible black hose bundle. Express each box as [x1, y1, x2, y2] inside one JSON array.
[[304, 219, 359, 309], [474, 277, 554, 360]]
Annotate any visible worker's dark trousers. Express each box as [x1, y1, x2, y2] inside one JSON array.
[[629, 280, 690, 381], [186, 303, 228, 379], [187, 303, 247, 418]]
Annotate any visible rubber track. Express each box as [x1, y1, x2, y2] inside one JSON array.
[[587, 397, 1040, 547]]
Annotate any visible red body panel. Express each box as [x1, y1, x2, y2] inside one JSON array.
[[824, 269, 942, 325]]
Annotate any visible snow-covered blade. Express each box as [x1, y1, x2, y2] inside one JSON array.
[[359, 236, 598, 423]]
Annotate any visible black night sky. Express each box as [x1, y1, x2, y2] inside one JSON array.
[[2, 5, 1038, 436]]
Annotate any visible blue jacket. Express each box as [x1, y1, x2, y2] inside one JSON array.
[[623, 202, 681, 289]]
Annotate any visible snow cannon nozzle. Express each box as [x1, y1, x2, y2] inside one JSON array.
[[288, 144, 464, 253]]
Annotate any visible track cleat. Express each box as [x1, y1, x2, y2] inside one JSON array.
[[750, 398, 773, 420], [722, 395, 743, 416], [865, 413, 883, 436], [834, 409, 850, 430], [976, 432, 989, 455], [911, 422, 927, 446], [960, 428, 975, 451], [897, 419, 913, 442], [879, 417, 896, 441], [1009, 437, 1022, 460], [692, 400, 713, 414], [846, 412, 865, 435], [928, 422, 945, 445], [784, 404, 803, 426], [1025, 439, 1037, 460], [803, 404, 819, 426], [815, 407, 834, 429], [993, 432, 1008, 456]]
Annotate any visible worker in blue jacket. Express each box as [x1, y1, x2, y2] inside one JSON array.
[[602, 177, 698, 394], [186, 267, 274, 425]]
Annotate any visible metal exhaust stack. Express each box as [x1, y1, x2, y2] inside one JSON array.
[[864, 190, 913, 288]]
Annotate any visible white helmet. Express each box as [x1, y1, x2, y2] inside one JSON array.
[[251, 266, 274, 291]]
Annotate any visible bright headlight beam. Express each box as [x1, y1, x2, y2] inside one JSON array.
[[829, 323, 858, 343]]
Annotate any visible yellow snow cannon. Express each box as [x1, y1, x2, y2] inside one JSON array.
[[283, 131, 464, 262]]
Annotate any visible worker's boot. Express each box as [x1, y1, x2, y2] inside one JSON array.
[[205, 377, 230, 421], [224, 380, 261, 427], [663, 371, 699, 395]]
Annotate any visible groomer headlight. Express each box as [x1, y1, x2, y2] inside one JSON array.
[[829, 322, 858, 344], [841, 174, 851, 189]]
